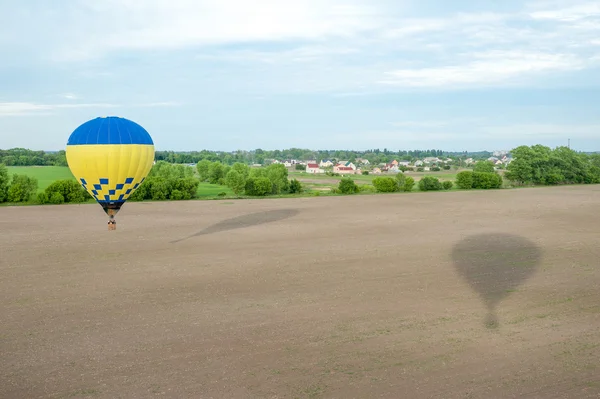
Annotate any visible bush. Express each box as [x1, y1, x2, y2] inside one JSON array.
[[338, 177, 359, 194], [442, 181, 454, 190], [45, 180, 91, 203], [472, 172, 503, 189], [543, 171, 564, 185], [443, 165, 451, 170], [455, 171, 474, 189], [359, 185, 376, 193], [417, 167, 424, 172], [372, 177, 399, 193], [431, 166, 441, 172], [405, 167, 414, 172], [362, 170, 369, 175], [0, 163, 9, 203], [418, 176, 442, 191], [150, 179, 169, 200], [401, 176, 415, 192], [218, 192, 227, 197], [7, 174, 38, 202], [170, 189, 184, 200], [395, 173, 406, 185], [37, 192, 49, 204], [289, 178, 303, 194], [295, 164, 306, 171], [49, 192, 65, 204], [245, 177, 272, 196]]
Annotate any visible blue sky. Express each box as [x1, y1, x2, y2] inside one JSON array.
[[1, 0, 599, 152]]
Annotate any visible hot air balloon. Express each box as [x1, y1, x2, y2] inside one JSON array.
[[66, 116, 155, 230]]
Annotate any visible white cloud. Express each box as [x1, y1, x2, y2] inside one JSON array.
[[2, 0, 600, 94], [0, 101, 180, 117], [43, 0, 387, 61], [529, 2, 600, 21], [380, 51, 588, 88], [61, 93, 80, 100]]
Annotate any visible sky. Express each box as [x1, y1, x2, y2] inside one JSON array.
[[0, 0, 599, 152]]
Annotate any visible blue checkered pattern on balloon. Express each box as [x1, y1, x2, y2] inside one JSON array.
[[80, 177, 146, 203]]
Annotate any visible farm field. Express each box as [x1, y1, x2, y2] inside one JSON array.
[[1, 186, 600, 398], [290, 169, 465, 191]]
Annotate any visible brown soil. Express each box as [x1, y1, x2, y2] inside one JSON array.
[[1, 186, 600, 399]]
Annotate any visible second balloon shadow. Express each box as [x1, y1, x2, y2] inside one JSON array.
[[451, 233, 542, 329]]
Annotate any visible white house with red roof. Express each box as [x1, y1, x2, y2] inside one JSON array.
[[306, 162, 324, 174], [334, 164, 356, 175]]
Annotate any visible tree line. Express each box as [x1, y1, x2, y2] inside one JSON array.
[[0, 148, 67, 166]]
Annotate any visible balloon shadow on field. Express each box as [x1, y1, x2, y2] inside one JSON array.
[[451, 233, 542, 329], [171, 209, 300, 243]]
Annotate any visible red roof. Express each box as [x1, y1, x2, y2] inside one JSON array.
[[337, 166, 353, 171], [307, 163, 319, 168]]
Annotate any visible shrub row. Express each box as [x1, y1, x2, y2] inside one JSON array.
[[456, 171, 503, 189], [0, 164, 39, 203]]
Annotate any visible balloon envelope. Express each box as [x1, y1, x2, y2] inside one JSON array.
[[66, 116, 155, 215]]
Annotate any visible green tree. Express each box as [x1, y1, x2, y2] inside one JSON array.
[[372, 177, 399, 193], [266, 163, 290, 194], [0, 163, 9, 203], [245, 177, 272, 196], [225, 169, 246, 195], [338, 177, 359, 194], [7, 174, 38, 202], [418, 176, 442, 191], [207, 162, 225, 184], [196, 159, 212, 181], [473, 161, 495, 173], [231, 162, 250, 178]]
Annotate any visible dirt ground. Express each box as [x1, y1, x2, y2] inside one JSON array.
[[1, 186, 600, 399]]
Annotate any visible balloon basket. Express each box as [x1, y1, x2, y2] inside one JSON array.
[[106, 208, 118, 231]]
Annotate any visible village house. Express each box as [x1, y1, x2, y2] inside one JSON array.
[[355, 158, 370, 165], [414, 160, 424, 167], [337, 161, 357, 170], [319, 160, 334, 168], [306, 163, 324, 174], [423, 157, 442, 164], [372, 167, 382, 174], [334, 164, 356, 175]]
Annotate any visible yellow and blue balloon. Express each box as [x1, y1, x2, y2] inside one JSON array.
[[66, 116, 155, 230]]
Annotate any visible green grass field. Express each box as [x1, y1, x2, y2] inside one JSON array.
[[4, 166, 472, 204], [196, 183, 234, 198], [7, 166, 76, 192], [6, 167, 235, 199]]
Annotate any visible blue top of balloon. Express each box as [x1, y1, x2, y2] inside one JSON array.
[[67, 116, 154, 146]]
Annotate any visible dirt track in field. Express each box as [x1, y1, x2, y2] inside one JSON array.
[[1, 186, 600, 398]]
